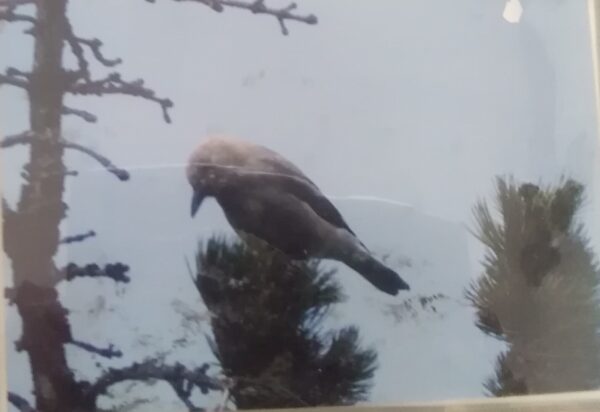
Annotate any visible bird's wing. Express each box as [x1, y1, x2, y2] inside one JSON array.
[[231, 168, 360, 239], [243, 144, 361, 234], [252, 146, 319, 186]]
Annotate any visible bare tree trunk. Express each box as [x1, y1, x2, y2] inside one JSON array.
[[1, 1, 319, 410], [4, 1, 91, 410]]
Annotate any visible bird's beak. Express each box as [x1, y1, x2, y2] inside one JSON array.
[[191, 190, 205, 217]]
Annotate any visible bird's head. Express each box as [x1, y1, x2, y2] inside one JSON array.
[[187, 151, 217, 218], [186, 136, 248, 217]]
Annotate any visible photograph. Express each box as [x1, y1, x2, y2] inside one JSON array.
[[2, 0, 600, 411]]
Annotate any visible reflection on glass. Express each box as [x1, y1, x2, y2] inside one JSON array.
[[1, 1, 600, 411]]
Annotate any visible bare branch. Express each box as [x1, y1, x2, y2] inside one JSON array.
[[78, 38, 122, 67], [62, 105, 98, 123], [8, 392, 36, 412], [4, 288, 17, 307], [169, 380, 202, 412], [0, 67, 30, 90], [85, 360, 223, 406], [6, 66, 31, 79], [70, 339, 123, 359], [63, 19, 122, 76], [0, 5, 36, 25], [60, 230, 96, 244], [0, 132, 130, 181], [63, 262, 131, 283], [68, 72, 173, 123], [2, 198, 18, 264], [0, 0, 34, 7], [64, 20, 91, 81], [0, 73, 27, 89], [145, 0, 316, 35], [0, 131, 34, 148], [62, 140, 130, 180]]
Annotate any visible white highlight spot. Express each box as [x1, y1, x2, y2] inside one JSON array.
[[503, 0, 523, 24]]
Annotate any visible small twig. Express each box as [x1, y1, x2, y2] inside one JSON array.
[[0, 67, 30, 90], [0, 0, 34, 7], [169, 381, 202, 412], [214, 0, 316, 35], [6, 66, 31, 80], [63, 18, 121, 69], [65, 20, 91, 81], [78, 37, 122, 67], [68, 72, 173, 123], [8, 392, 36, 412], [0, 131, 34, 148], [0, 73, 28, 89], [70, 339, 123, 359], [216, 387, 231, 412], [145, 0, 316, 35], [0, 5, 36, 25], [62, 105, 98, 123], [60, 230, 96, 244], [63, 262, 131, 283], [85, 359, 223, 405], [4, 287, 16, 305], [2, 198, 18, 262]]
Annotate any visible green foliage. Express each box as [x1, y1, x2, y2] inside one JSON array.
[[194, 237, 377, 409], [467, 177, 600, 395]]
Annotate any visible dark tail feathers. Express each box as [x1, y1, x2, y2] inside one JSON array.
[[345, 254, 410, 296]]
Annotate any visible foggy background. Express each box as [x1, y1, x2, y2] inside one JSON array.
[[2, 0, 599, 408]]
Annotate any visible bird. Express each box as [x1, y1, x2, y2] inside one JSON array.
[[186, 135, 410, 296]]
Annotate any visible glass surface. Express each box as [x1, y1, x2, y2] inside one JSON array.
[[2, 1, 600, 411]]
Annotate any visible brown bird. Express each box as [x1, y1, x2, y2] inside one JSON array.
[[186, 136, 410, 296]]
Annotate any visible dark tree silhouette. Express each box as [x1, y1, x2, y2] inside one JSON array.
[[467, 177, 600, 396], [193, 237, 377, 409], [0, 1, 317, 411]]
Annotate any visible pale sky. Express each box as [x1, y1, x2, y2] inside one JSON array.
[[2, 0, 600, 410]]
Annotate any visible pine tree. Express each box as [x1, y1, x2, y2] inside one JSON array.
[[467, 177, 600, 396], [193, 237, 377, 409]]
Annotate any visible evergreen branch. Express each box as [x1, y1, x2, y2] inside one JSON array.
[[68, 72, 173, 123], [168, 381, 202, 412], [8, 392, 36, 412], [62, 105, 98, 123], [70, 339, 123, 359], [60, 230, 96, 244], [145, 0, 317, 35], [85, 360, 223, 405], [63, 262, 131, 283]]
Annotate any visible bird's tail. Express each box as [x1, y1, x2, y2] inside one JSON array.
[[344, 252, 410, 296]]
